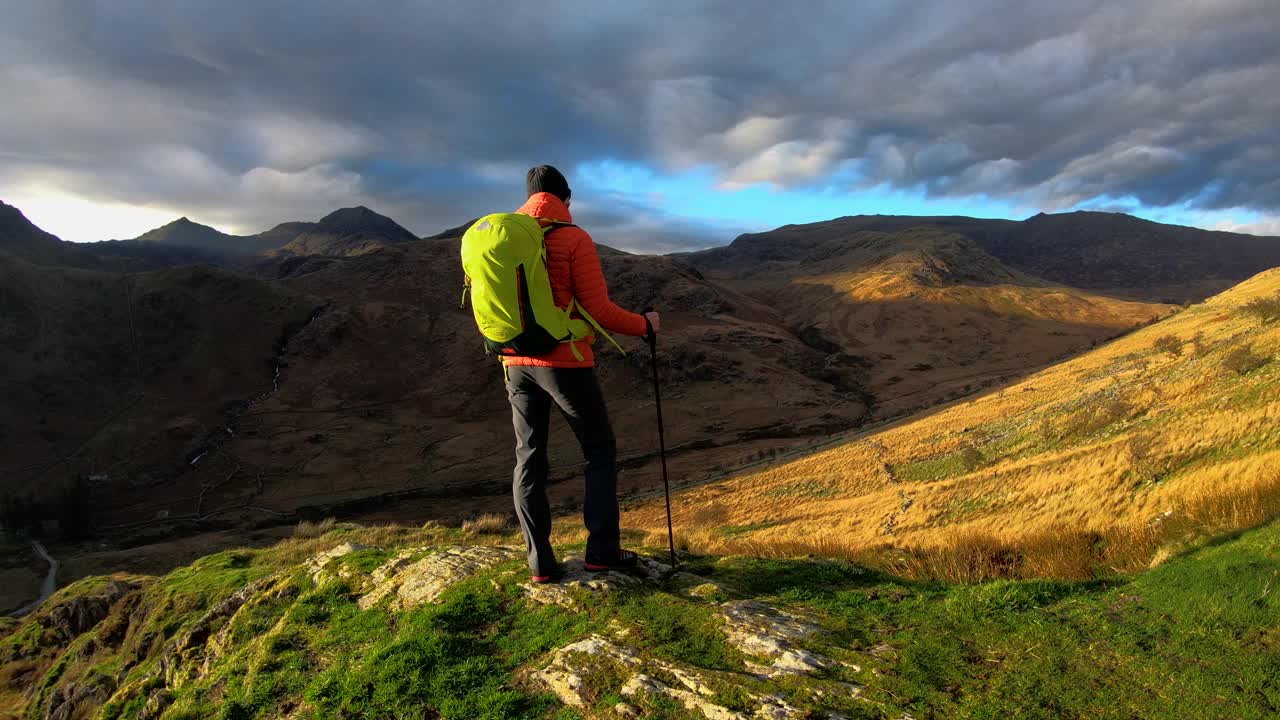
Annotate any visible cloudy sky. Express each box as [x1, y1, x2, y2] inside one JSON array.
[[2, 1, 1279, 251]]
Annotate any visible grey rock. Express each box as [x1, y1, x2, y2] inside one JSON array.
[[358, 545, 520, 611], [304, 542, 373, 586]]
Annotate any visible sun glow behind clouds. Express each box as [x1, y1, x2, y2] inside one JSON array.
[[3, 190, 192, 243]]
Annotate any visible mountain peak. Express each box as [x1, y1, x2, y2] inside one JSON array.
[[315, 206, 416, 242], [319, 205, 379, 223]]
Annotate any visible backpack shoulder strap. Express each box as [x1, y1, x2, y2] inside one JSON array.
[[542, 221, 577, 235]]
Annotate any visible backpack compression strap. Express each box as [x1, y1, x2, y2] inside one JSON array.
[[568, 299, 627, 356]]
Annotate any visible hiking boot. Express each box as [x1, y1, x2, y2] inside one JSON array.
[[583, 549, 640, 572], [530, 566, 563, 584]]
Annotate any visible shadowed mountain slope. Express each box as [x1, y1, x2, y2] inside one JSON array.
[[0, 253, 323, 510], [0, 202, 77, 266], [133, 206, 418, 259], [130, 217, 280, 256], [690, 225, 1170, 416], [696, 211, 1280, 303], [264, 206, 419, 257], [186, 236, 869, 533], [985, 210, 1280, 301], [0, 213, 872, 547], [0, 201, 228, 269]]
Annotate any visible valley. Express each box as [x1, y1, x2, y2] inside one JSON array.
[[3, 200, 1280, 613]]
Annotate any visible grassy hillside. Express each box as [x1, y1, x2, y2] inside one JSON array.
[[2, 520, 1277, 719], [621, 268, 1280, 580]]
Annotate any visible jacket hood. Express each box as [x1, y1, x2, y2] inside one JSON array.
[[517, 192, 573, 223]]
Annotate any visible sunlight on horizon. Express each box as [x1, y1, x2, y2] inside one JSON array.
[[3, 191, 215, 243], [6, 183, 1279, 246]]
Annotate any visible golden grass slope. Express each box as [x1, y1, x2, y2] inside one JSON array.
[[620, 267, 1280, 578], [713, 229, 1171, 416]]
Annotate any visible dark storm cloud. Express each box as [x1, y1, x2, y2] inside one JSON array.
[[1, 1, 1278, 246]]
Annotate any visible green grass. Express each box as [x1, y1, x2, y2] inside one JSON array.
[[334, 547, 396, 574], [151, 565, 592, 720], [1, 618, 43, 661], [932, 493, 1001, 523], [785, 530, 1277, 719], [299, 578, 566, 719], [7, 520, 1280, 719], [763, 478, 841, 499], [892, 448, 974, 483], [612, 590, 744, 671]]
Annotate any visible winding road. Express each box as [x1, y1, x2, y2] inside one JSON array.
[[12, 541, 58, 618]]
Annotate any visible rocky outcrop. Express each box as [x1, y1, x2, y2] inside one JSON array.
[[39, 580, 141, 649], [304, 541, 372, 586], [357, 545, 520, 610], [5, 541, 872, 720], [718, 600, 850, 679], [162, 575, 282, 687], [520, 554, 672, 610], [528, 566, 865, 719], [534, 633, 815, 719]]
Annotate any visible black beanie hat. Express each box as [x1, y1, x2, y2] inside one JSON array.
[[526, 165, 571, 202]]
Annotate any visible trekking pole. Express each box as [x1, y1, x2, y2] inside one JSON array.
[[644, 309, 677, 568]]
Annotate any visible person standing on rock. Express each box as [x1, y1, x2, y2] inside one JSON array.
[[500, 165, 660, 583]]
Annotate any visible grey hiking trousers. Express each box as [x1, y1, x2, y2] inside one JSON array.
[[506, 365, 620, 576]]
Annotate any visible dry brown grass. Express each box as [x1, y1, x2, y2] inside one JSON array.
[[461, 513, 512, 535], [644, 471, 1280, 582], [293, 517, 337, 539], [620, 268, 1280, 581]]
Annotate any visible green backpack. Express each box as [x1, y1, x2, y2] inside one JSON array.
[[460, 213, 622, 360]]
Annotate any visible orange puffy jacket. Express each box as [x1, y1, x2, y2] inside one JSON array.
[[500, 192, 649, 368]]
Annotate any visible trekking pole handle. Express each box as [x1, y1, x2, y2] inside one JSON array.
[[642, 306, 657, 347]]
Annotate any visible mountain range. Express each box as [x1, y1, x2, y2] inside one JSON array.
[[2, 198, 1280, 606]]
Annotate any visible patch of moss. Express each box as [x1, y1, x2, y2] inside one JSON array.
[[2, 620, 43, 660], [612, 590, 743, 671], [763, 479, 840, 499], [337, 547, 395, 574], [892, 448, 974, 483]]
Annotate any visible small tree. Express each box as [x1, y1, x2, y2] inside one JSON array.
[[1099, 397, 1135, 425], [1152, 334, 1183, 357], [1241, 293, 1280, 324], [1223, 346, 1270, 375], [1191, 332, 1209, 356]]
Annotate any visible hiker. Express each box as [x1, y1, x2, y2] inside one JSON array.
[[463, 165, 660, 583]]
